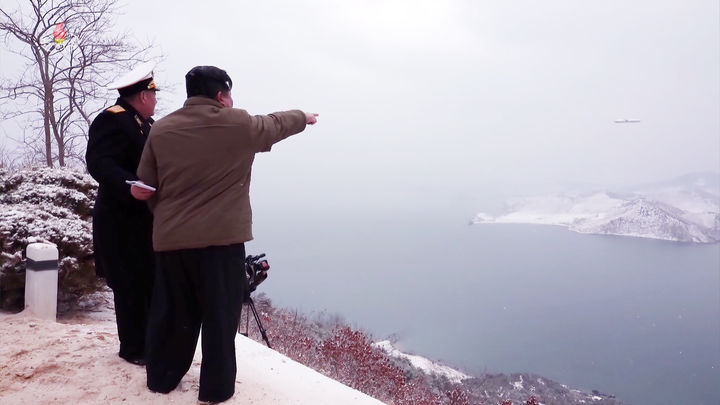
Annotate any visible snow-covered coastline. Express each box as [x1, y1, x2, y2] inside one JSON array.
[[472, 173, 720, 244]]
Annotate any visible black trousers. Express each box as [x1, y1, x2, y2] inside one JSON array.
[[92, 205, 153, 361], [146, 244, 248, 403], [114, 284, 152, 360]]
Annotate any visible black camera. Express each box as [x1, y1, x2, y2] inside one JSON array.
[[240, 253, 272, 347], [245, 253, 269, 294]]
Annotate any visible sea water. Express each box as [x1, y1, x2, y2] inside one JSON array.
[[249, 209, 720, 405]]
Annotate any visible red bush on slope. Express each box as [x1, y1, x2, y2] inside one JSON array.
[[243, 295, 545, 404], [243, 295, 471, 404]]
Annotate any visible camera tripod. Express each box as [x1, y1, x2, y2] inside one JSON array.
[[239, 295, 272, 348]]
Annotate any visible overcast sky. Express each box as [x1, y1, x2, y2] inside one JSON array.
[[2, 0, 719, 214]]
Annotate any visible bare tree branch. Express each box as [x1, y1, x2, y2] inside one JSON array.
[[0, 0, 158, 168]]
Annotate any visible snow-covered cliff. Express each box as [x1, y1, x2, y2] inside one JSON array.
[[472, 173, 720, 244]]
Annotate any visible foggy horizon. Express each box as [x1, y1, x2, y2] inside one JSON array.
[[1, 0, 718, 208]]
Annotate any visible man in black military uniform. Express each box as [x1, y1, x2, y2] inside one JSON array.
[[86, 61, 158, 366]]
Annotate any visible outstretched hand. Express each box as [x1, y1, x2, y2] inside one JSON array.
[[305, 112, 319, 125]]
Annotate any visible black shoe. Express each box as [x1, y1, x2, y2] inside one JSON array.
[[149, 385, 174, 394], [198, 393, 232, 404], [120, 354, 146, 366]]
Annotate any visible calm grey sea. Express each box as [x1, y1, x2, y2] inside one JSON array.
[[249, 208, 720, 405]]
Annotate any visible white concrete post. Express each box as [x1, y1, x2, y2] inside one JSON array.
[[25, 242, 59, 321]]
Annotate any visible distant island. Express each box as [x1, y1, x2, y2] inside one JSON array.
[[472, 173, 720, 244]]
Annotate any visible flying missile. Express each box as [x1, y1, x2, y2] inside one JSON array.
[[614, 119, 641, 124]]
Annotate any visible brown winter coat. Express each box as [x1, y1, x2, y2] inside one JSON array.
[[136, 97, 306, 252]]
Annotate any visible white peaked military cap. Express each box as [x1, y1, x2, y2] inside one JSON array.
[[107, 61, 158, 96]]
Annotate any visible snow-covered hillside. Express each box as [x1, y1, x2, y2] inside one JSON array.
[[472, 173, 720, 243]]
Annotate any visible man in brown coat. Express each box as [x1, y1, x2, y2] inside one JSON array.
[[132, 65, 318, 403]]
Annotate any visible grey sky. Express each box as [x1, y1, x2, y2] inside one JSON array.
[[2, 0, 718, 212]]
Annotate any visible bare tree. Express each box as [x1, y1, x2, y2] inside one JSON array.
[[0, 0, 156, 168], [0, 131, 34, 169]]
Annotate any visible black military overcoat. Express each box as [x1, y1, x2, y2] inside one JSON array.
[[86, 97, 153, 290]]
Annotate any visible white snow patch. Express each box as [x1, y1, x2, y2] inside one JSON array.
[[511, 374, 524, 390], [373, 340, 469, 383]]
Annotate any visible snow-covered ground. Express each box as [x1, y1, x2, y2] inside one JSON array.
[[472, 173, 720, 244], [0, 309, 384, 404]]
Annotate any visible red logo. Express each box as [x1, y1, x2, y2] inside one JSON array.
[[52, 23, 67, 45]]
